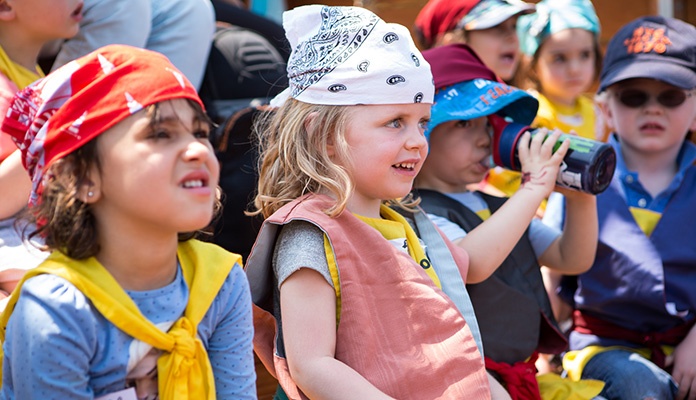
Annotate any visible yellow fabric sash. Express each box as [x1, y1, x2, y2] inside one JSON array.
[[324, 235, 342, 327], [563, 344, 675, 382], [0, 45, 43, 89], [325, 205, 442, 323], [629, 207, 661, 236], [537, 373, 604, 400], [356, 204, 441, 288], [0, 239, 240, 399]]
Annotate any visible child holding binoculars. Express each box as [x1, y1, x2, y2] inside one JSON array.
[[413, 43, 602, 400]]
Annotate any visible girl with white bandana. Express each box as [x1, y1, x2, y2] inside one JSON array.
[[246, 5, 502, 400]]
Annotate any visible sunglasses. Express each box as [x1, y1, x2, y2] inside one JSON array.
[[615, 88, 694, 108]]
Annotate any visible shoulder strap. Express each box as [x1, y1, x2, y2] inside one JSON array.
[[410, 208, 484, 357]]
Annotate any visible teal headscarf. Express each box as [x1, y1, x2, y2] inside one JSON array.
[[517, 0, 600, 56]]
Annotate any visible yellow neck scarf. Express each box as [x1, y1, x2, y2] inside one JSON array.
[[0, 239, 239, 400], [356, 205, 441, 288], [0, 45, 43, 89], [629, 207, 661, 237]]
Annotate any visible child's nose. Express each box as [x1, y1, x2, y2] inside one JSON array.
[[182, 138, 213, 161], [406, 126, 428, 150], [569, 58, 583, 74], [480, 132, 492, 148]]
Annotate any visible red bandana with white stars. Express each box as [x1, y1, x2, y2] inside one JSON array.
[[1, 44, 203, 205]]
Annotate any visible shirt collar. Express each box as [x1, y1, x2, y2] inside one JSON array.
[[610, 133, 696, 177]]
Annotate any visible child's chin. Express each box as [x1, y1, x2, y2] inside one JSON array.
[[180, 217, 214, 233]]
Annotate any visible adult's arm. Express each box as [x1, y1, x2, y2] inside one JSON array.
[[0, 150, 31, 219]]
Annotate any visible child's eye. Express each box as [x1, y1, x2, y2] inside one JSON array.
[[149, 130, 171, 139], [419, 119, 430, 131], [193, 129, 210, 139], [386, 119, 403, 129], [552, 54, 567, 63], [455, 120, 472, 129], [580, 50, 592, 60]]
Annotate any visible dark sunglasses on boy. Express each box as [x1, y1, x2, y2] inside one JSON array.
[[615, 88, 694, 108]]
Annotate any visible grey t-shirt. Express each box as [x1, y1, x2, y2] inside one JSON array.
[[273, 220, 332, 289]]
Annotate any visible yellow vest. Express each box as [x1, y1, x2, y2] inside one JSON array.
[[0, 239, 240, 400]]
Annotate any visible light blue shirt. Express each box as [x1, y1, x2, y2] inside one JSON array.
[[2, 262, 256, 399]]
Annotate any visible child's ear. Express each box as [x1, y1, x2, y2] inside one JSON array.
[[304, 111, 335, 155], [303, 111, 317, 133], [78, 166, 102, 204], [596, 98, 616, 132], [0, 0, 15, 20], [439, 30, 467, 46], [77, 180, 100, 204]]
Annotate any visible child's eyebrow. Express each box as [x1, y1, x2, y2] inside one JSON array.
[[153, 114, 206, 127]]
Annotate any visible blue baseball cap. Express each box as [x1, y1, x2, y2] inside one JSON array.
[[517, 0, 600, 56], [599, 16, 696, 92], [422, 44, 538, 138]]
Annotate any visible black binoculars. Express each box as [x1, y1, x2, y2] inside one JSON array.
[[488, 114, 616, 195]]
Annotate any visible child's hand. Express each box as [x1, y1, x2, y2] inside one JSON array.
[[551, 129, 595, 201], [517, 128, 570, 199], [669, 325, 696, 400]]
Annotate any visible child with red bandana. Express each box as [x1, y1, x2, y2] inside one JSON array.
[[415, 0, 534, 83], [0, 45, 255, 399]]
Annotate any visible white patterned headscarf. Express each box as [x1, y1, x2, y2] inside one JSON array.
[[270, 5, 434, 107]]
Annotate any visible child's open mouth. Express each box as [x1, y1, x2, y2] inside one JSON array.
[[500, 52, 516, 63], [180, 171, 210, 189], [182, 179, 206, 188], [393, 162, 416, 171]]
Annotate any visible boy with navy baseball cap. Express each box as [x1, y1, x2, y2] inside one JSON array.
[[414, 43, 601, 399], [546, 16, 696, 399]]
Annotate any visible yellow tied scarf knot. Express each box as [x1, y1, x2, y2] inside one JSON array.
[[159, 317, 215, 400], [168, 318, 198, 360]]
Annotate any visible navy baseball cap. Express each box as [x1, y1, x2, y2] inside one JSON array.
[[599, 16, 696, 92], [422, 44, 538, 138]]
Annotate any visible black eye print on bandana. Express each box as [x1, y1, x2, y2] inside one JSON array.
[[386, 75, 406, 85], [357, 61, 369, 72], [411, 53, 420, 67], [328, 84, 347, 92], [414, 92, 424, 103], [383, 32, 398, 43]]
